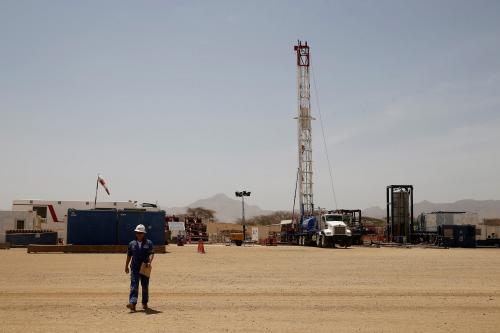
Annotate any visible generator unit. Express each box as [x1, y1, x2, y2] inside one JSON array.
[[438, 224, 476, 248]]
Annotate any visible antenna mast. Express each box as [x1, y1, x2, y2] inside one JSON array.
[[294, 41, 314, 218]]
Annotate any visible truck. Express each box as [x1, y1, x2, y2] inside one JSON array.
[[333, 209, 366, 245], [230, 232, 244, 246], [297, 213, 352, 248]]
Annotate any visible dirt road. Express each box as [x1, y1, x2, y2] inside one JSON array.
[[1, 245, 499, 332]]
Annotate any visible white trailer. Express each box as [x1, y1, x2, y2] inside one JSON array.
[[420, 212, 480, 232], [476, 219, 500, 246], [11, 199, 157, 243]]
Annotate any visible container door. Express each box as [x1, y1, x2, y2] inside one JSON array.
[[67, 210, 118, 245], [117, 211, 166, 245]]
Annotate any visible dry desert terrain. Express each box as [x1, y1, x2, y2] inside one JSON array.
[[1, 245, 499, 332]]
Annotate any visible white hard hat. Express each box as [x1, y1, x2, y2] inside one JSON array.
[[134, 224, 147, 233]]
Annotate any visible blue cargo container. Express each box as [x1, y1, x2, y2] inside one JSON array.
[[67, 209, 119, 245], [117, 210, 166, 246], [6, 232, 58, 247]]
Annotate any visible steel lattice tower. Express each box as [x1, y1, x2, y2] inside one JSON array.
[[294, 41, 314, 217]]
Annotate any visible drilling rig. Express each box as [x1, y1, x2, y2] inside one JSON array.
[[295, 41, 314, 219], [286, 41, 352, 248]]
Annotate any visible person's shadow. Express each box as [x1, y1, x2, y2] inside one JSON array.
[[144, 308, 162, 315], [129, 308, 162, 315]]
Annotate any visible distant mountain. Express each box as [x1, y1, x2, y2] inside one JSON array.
[[167, 193, 272, 222], [414, 199, 500, 218], [363, 199, 500, 219], [362, 206, 386, 219], [168, 195, 500, 222]]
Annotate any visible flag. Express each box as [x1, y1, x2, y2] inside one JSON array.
[[98, 174, 110, 195]]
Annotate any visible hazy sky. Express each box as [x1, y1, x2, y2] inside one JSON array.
[[1, 0, 500, 211]]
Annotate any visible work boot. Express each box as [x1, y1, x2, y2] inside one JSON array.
[[142, 303, 148, 310], [126, 303, 136, 312]]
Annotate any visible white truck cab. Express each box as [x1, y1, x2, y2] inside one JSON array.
[[316, 213, 352, 248]]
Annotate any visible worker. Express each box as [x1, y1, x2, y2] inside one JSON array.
[[125, 224, 154, 311]]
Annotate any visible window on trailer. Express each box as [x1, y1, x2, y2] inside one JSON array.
[[16, 220, 25, 230], [33, 206, 47, 218]]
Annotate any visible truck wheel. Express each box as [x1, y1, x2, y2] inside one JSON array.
[[316, 235, 322, 248], [235, 240, 243, 246]]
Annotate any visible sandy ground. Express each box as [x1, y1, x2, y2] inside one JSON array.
[[1, 245, 499, 333]]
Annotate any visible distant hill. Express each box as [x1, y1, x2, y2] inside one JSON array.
[[167, 193, 272, 222], [168, 195, 500, 223], [362, 199, 500, 219], [362, 206, 386, 219]]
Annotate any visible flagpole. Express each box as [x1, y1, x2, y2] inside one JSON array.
[[94, 174, 99, 209]]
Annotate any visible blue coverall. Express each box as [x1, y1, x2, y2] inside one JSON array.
[[127, 239, 154, 305]]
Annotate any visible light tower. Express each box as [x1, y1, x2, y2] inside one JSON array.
[[235, 191, 251, 241], [294, 41, 314, 218]]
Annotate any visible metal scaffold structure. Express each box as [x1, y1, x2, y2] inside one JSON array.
[[386, 185, 414, 243], [294, 40, 314, 219]]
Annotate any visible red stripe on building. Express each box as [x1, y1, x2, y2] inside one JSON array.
[[47, 205, 59, 222]]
